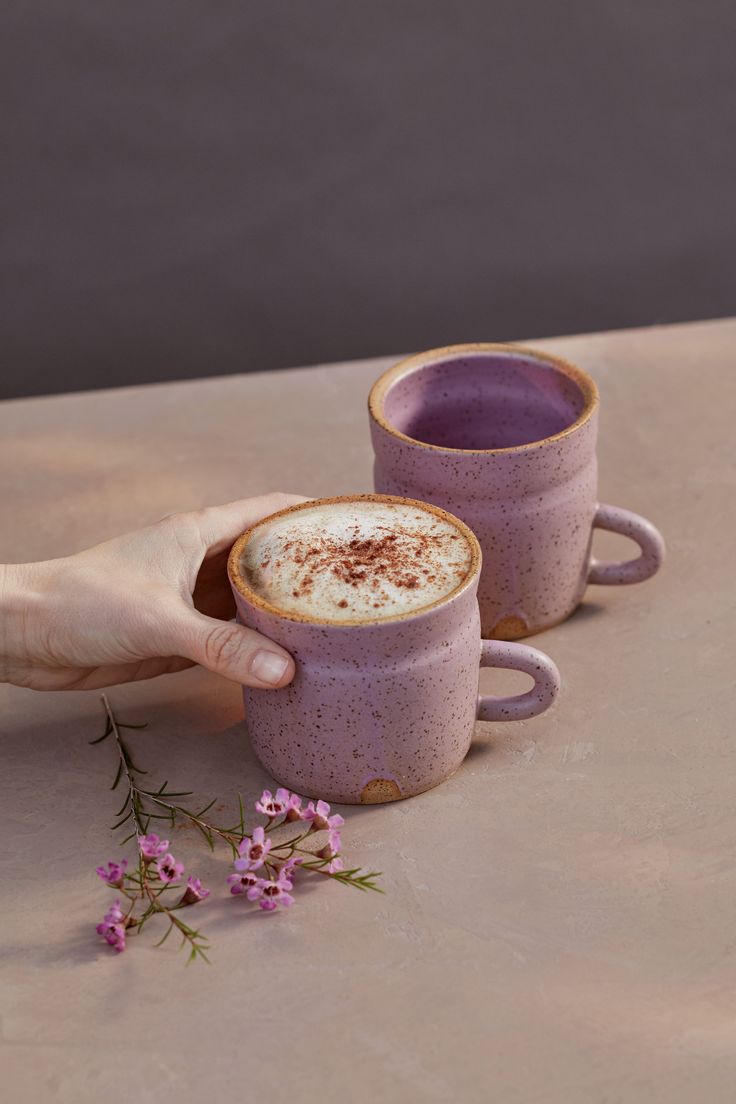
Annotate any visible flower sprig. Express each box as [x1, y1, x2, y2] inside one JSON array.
[[93, 695, 383, 961]]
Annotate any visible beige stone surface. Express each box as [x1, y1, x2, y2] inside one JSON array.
[[1, 319, 735, 1103]]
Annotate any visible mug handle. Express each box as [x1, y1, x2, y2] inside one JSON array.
[[588, 503, 665, 585], [477, 640, 560, 722]]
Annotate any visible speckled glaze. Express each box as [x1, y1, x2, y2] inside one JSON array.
[[228, 495, 560, 804], [369, 344, 665, 638]]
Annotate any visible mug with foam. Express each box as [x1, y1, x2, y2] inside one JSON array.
[[228, 495, 560, 804], [369, 343, 665, 639]]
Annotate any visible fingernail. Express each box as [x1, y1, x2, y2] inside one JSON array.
[[250, 649, 290, 686]]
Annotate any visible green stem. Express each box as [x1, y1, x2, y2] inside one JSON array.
[[101, 695, 209, 959]]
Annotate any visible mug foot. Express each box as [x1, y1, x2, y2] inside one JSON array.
[[360, 778, 404, 804], [484, 602, 589, 639], [487, 614, 530, 640]]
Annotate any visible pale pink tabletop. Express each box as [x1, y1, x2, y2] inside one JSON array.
[[2, 319, 735, 1103]]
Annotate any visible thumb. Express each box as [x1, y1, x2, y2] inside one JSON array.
[[164, 607, 295, 688]]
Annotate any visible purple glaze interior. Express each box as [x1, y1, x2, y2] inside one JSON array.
[[383, 353, 588, 450]]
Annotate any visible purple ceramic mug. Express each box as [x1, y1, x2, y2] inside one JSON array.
[[227, 495, 560, 804], [369, 343, 666, 639]]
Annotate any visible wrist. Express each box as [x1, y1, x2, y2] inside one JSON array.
[[0, 561, 54, 684]]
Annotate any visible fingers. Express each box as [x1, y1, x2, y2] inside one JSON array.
[[186, 493, 309, 555], [161, 607, 296, 688], [5, 656, 195, 692]]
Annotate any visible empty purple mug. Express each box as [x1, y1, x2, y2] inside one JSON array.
[[369, 343, 665, 639], [228, 495, 560, 804]]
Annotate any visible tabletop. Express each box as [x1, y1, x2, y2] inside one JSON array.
[[2, 319, 735, 1103]]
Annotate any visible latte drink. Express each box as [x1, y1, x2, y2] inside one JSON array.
[[237, 498, 474, 622], [228, 494, 560, 804]]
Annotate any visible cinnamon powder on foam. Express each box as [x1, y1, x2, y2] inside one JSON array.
[[259, 525, 467, 612]]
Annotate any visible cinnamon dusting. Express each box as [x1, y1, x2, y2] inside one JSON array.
[[266, 527, 467, 610]]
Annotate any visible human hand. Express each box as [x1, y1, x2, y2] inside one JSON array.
[[0, 493, 306, 691]]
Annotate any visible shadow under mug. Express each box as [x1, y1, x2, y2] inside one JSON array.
[[228, 495, 560, 804], [369, 343, 665, 639]]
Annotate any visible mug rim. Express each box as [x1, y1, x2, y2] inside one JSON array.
[[368, 342, 599, 455], [228, 493, 482, 627]]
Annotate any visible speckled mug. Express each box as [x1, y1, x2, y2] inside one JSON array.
[[369, 344, 665, 639], [228, 495, 560, 804]]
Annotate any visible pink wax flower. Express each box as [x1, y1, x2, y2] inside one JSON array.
[[96, 900, 127, 952], [179, 876, 210, 906], [327, 827, 342, 855], [246, 879, 265, 903], [104, 899, 124, 924], [303, 800, 345, 833], [255, 787, 294, 818], [254, 870, 295, 912], [99, 924, 126, 952], [155, 853, 184, 884], [227, 869, 260, 896], [138, 833, 170, 860], [236, 826, 271, 871], [325, 856, 344, 874], [284, 793, 304, 821], [95, 859, 128, 886], [318, 837, 340, 862], [280, 856, 302, 879]]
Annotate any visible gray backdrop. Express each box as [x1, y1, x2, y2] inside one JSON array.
[[3, 1, 735, 399]]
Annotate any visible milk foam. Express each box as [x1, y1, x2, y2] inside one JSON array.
[[240, 500, 473, 621]]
